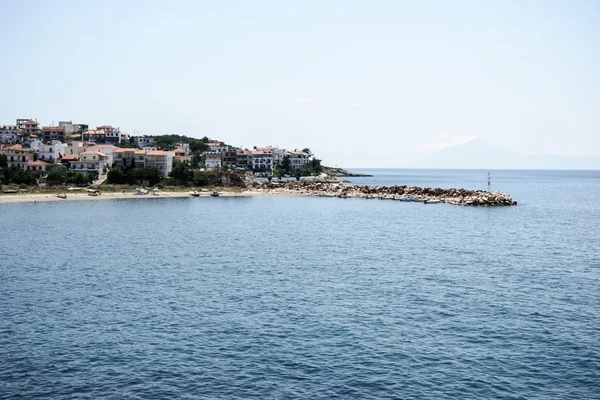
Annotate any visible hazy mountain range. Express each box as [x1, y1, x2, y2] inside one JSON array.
[[412, 138, 600, 170]]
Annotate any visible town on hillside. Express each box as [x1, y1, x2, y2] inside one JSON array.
[[0, 118, 324, 187]]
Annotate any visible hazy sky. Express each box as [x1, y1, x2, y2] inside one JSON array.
[[2, 0, 599, 167]]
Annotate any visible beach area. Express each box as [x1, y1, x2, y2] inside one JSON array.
[[0, 189, 267, 204]]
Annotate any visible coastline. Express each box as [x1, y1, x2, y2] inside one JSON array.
[[0, 190, 271, 204]]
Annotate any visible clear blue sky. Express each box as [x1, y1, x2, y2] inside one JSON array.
[[2, 0, 599, 167]]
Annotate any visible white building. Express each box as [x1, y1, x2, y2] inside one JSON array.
[[86, 144, 117, 166], [204, 151, 222, 168], [63, 141, 87, 156], [22, 138, 41, 152], [97, 125, 121, 144], [24, 160, 50, 173], [0, 144, 35, 170], [39, 141, 67, 162], [135, 136, 154, 148], [69, 151, 109, 177], [285, 151, 311, 169], [0, 125, 19, 144], [251, 150, 273, 173]]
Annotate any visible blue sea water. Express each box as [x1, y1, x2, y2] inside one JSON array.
[[1, 169, 599, 399]]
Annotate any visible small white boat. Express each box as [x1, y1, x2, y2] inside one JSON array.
[[189, 191, 200, 197], [67, 187, 82, 191], [56, 193, 67, 199], [136, 188, 148, 195], [210, 191, 220, 197], [424, 199, 441, 204]]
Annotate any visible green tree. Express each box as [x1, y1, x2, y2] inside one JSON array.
[[302, 148, 311, 154], [107, 167, 126, 184], [46, 164, 67, 183], [170, 160, 192, 184], [281, 155, 291, 174], [74, 172, 87, 186]]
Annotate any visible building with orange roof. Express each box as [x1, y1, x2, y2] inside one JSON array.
[[22, 120, 39, 136], [59, 153, 79, 165], [41, 126, 66, 143], [0, 144, 35, 170], [24, 160, 50, 173], [87, 144, 117, 165], [113, 148, 138, 168], [285, 150, 311, 169], [69, 151, 109, 177], [203, 151, 222, 169], [96, 125, 122, 144]]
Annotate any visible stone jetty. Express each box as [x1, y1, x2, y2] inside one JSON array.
[[252, 181, 517, 206]]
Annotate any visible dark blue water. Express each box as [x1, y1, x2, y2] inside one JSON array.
[[1, 169, 599, 399]]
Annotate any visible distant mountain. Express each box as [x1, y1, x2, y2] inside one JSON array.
[[413, 138, 600, 170]]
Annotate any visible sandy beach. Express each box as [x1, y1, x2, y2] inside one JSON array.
[[0, 189, 270, 204]]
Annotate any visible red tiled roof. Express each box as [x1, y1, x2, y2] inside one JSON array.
[[60, 154, 79, 161], [26, 160, 49, 166], [81, 151, 107, 157], [42, 126, 65, 132], [115, 148, 138, 153]]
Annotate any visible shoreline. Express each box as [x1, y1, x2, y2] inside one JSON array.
[[0, 190, 270, 204]]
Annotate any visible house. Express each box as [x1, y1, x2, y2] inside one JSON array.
[[63, 141, 87, 156], [86, 144, 117, 166], [97, 125, 121, 144], [0, 125, 19, 143], [59, 154, 79, 166], [135, 136, 154, 148], [127, 149, 173, 176], [21, 120, 40, 136], [41, 126, 66, 143], [0, 144, 35, 170], [24, 160, 49, 173], [81, 129, 106, 143], [251, 150, 273, 173], [173, 147, 191, 164], [222, 149, 238, 166], [236, 150, 252, 169], [38, 140, 67, 162], [22, 138, 41, 152], [203, 151, 222, 169], [285, 151, 311, 169], [69, 151, 109, 176], [113, 148, 138, 168], [143, 150, 174, 177]]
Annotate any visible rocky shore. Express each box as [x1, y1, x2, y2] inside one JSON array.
[[252, 181, 517, 206], [323, 167, 373, 177]]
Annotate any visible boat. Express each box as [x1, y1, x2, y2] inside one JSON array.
[[210, 191, 220, 197], [87, 189, 99, 196], [189, 191, 200, 197], [424, 199, 441, 204], [398, 196, 416, 202], [365, 194, 375, 199], [67, 187, 82, 191], [338, 193, 349, 198], [56, 193, 67, 199], [136, 188, 148, 195]]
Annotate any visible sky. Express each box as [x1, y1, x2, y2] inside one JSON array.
[[1, 0, 599, 167]]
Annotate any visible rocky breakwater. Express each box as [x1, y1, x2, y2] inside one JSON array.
[[252, 181, 517, 206]]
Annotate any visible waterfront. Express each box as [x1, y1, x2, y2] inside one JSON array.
[[1, 169, 599, 399]]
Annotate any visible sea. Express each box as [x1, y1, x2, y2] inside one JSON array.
[[1, 169, 599, 399]]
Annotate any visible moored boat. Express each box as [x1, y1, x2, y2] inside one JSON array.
[[210, 191, 220, 197], [424, 199, 441, 204], [189, 191, 200, 197], [56, 193, 67, 199]]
